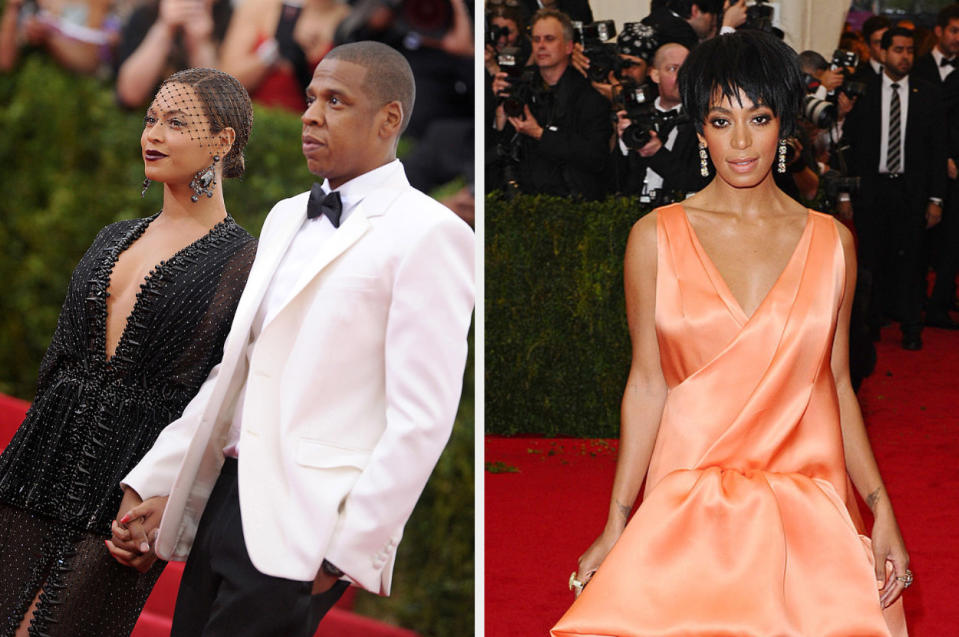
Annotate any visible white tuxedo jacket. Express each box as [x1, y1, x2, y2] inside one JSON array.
[[122, 164, 474, 595]]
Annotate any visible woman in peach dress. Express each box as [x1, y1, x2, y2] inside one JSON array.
[[552, 31, 911, 637]]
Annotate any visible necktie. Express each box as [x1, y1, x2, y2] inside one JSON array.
[[887, 83, 901, 174], [306, 184, 342, 227]]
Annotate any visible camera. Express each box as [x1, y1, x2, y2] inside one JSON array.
[[487, 20, 512, 46], [574, 20, 622, 83], [615, 82, 684, 150], [802, 94, 837, 128], [820, 169, 861, 212], [497, 46, 538, 118], [830, 49, 867, 100], [742, 0, 774, 33]]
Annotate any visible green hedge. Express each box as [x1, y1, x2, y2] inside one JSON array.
[[0, 54, 471, 635], [485, 192, 653, 437]]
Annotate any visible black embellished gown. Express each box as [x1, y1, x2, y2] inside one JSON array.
[[0, 213, 256, 637]]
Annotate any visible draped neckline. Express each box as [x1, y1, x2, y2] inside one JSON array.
[[678, 204, 813, 325]]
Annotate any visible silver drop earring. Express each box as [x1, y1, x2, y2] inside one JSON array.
[[190, 155, 219, 202], [140, 178, 151, 198], [777, 139, 787, 174], [699, 143, 709, 178]]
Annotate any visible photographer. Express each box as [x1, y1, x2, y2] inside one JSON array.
[[490, 8, 611, 200], [573, 22, 658, 102], [642, 0, 745, 50], [485, 4, 528, 77], [610, 42, 706, 200]]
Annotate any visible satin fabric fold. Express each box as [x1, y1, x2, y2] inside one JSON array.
[[551, 205, 906, 637]]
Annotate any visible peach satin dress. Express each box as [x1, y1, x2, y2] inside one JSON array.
[[551, 205, 907, 637]]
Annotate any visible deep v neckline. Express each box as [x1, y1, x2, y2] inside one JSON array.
[[101, 214, 231, 365], [678, 204, 813, 325]]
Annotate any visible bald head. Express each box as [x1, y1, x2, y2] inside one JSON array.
[[652, 42, 689, 70], [324, 41, 416, 132]]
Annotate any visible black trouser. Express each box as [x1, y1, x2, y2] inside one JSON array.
[[929, 177, 959, 313], [854, 177, 925, 338], [171, 458, 348, 637]]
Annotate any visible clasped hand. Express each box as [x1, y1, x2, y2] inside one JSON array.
[[106, 488, 168, 573]]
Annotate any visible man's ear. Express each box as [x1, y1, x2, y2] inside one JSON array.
[[649, 67, 661, 86], [378, 100, 403, 139]]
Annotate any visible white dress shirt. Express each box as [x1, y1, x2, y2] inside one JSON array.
[[223, 160, 404, 457], [931, 47, 956, 82], [878, 73, 909, 174]]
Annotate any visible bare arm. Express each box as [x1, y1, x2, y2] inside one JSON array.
[[576, 213, 668, 584], [831, 221, 909, 608], [218, 0, 273, 91], [116, 19, 176, 107], [0, 0, 22, 71]]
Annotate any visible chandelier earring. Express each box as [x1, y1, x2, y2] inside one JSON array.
[[699, 143, 710, 178], [189, 155, 219, 202], [140, 178, 151, 198], [777, 139, 787, 174]]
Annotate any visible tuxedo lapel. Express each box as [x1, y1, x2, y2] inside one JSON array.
[[259, 182, 407, 333]]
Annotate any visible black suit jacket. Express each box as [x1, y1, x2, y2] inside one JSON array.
[[912, 52, 945, 86], [641, 7, 698, 50], [611, 116, 708, 196], [500, 65, 611, 200], [841, 72, 947, 210], [518, 0, 593, 24]]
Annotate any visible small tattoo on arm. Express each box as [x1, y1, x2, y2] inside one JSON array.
[[616, 501, 631, 521], [866, 487, 882, 510]]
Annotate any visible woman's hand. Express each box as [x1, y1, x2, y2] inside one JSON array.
[[574, 529, 621, 597], [107, 489, 168, 573], [871, 507, 910, 608]]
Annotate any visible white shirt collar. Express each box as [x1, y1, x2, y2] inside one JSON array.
[[654, 97, 682, 113], [320, 159, 402, 222], [932, 46, 953, 64], [882, 72, 909, 92]]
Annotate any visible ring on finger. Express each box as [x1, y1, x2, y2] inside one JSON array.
[[896, 569, 914, 588]]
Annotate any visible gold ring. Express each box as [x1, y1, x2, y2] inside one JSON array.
[[569, 571, 584, 593], [896, 569, 914, 588]]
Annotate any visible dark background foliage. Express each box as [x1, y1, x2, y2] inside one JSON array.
[[485, 192, 652, 437], [0, 55, 472, 636]]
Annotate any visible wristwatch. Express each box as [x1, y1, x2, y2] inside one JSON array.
[[321, 559, 344, 578]]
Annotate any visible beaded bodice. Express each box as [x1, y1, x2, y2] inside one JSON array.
[[0, 214, 256, 533]]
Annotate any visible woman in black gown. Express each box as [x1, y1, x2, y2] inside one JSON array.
[[0, 68, 257, 637]]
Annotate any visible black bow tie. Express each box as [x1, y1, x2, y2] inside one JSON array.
[[941, 57, 957, 67], [307, 184, 342, 227]]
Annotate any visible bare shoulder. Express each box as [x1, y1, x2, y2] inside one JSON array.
[[627, 210, 658, 257], [826, 215, 856, 259]]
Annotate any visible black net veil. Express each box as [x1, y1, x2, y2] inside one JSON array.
[[151, 68, 254, 179]]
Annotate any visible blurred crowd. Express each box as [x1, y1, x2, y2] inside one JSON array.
[[485, 0, 959, 355], [0, 0, 475, 223]]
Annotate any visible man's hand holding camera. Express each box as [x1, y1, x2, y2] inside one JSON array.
[[508, 104, 544, 140], [617, 110, 663, 157]]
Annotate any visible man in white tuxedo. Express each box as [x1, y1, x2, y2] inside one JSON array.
[[106, 41, 474, 636]]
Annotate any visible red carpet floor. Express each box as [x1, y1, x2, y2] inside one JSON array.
[[0, 394, 416, 637], [485, 324, 959, 636]]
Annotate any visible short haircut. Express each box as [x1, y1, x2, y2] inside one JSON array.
[[652, 42, 688, 69], [678, 30, 804, 137], [324, 41, 416, 133], [936, 4, 959, 28], [881, 26, 915, 50], [530, 8, 573, 42], [797, 50, 828, 74], [490, 4, 526, 31], [665, 0, 723, 19], [862, 15, 891, 42]]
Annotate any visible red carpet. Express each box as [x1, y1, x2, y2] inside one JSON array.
[[0, 395, 416, 637], [485, 325, 959, 636]]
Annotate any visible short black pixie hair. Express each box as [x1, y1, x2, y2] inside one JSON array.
[[678, 30, 804, 138], [880, 25, 915, 50]]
